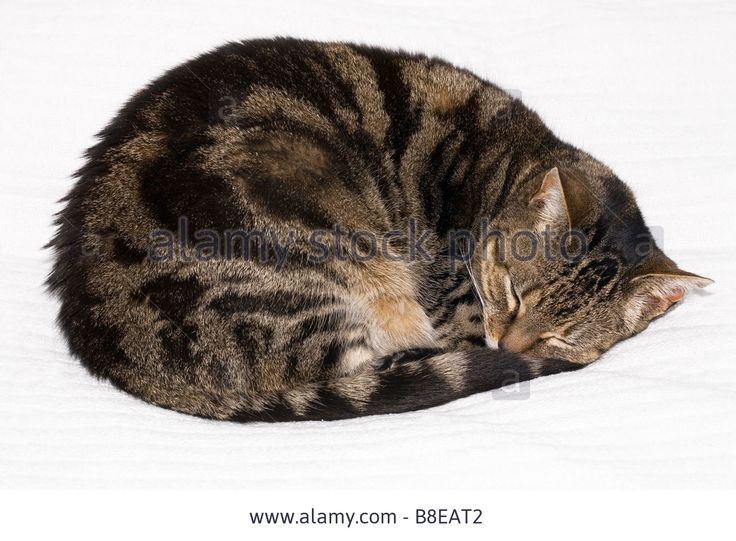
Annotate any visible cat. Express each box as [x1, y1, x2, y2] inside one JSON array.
[[47, 38, 712, 422]]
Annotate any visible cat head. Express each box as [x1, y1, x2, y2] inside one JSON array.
[[476, 166, 712, 364]]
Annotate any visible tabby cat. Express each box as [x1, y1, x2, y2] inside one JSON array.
[[47, 38, 711, 422]]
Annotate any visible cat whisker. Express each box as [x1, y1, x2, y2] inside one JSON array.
[[461, 246, 485, 309]]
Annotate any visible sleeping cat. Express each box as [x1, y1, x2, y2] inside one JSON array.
[[47, 38, 711, 422]]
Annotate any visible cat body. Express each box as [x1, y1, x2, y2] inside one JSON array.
[[48, 38, 710, 421]]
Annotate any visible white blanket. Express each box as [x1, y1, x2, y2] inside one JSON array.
[[1, 0, 734, 488]]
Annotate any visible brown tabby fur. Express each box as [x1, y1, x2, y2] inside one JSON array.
[[47, 38, 711, 421]]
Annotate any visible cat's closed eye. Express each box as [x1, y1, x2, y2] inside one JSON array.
[[539, 333, 576, 348], [504, 274, 521, 317]]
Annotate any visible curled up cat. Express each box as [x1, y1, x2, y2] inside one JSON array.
[[47, 38, 712, 422]]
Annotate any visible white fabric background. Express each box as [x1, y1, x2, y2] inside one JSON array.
[[1, 0, 734, 488]]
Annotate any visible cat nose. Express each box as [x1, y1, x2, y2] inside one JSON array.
[[498, 325, 537, 353], [498, 336, 515, 352]]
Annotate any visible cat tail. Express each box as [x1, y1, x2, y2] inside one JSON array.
[[230, 348, 583, 422]]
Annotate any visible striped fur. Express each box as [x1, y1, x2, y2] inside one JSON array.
[[47, 38, 709, 422]]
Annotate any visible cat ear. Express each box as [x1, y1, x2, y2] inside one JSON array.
[[624, 256, 713, 326], [529, 167, 571, 231]]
